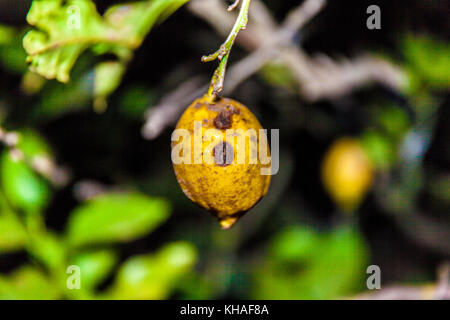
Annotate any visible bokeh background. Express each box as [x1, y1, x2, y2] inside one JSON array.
[[0, 0, 448, 299]]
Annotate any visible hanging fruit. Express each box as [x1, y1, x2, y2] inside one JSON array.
[[171, 0, 271, 229], [172, 96, 271, 229]]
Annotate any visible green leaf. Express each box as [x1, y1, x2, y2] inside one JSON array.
[[27, 232, 66, 273], [269, 226, 321, 262], [0, 215, 27, 253], [16, 128, 52, 159], [21, 70, 47, 95], [177, 273, 216, 299], [300, 226, 368, 299], [24, 0, 109, 83], [93, 61, 126, 112], [67, 192, 170, 247], [71, 249, 118, 289], [252, 225, 368, 300], [361, 129, 396, 170], [103, 0, 190, 41], [0, 266, 60, 300], [0, 129, 53, 212], [376, 105, 410, 139], [260, 62, 297, 90], [119, 85, 156, 119], [0, 24, 16, 45], [402, 34, 450, 89], [0, 27, 28, 74], [35, 59, 95, 119], [0, 152, 50, 212], [24, 0, 189, 88], [109, 242, 197, 299]]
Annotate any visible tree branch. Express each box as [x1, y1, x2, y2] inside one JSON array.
[[142, 0, 405, 140]]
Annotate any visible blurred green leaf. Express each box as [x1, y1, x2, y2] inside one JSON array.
[[402, 35, 450, 89], [93, 61, 126, 112], [0, 215, 26, 253], [0, 266, 60, 300], [103, 0, 189, 39], [0, 25, 15, 45], [0, 152, 50, 213], [21, 71, 47, 95], [270, 226, 321, 262], [301, 226, 368, 299], [361, 129, 396, 170], [16, 129, 52, 159], [35, 64, 94, 119], [24, 0, 125, 83], [0, 27, 28, 74], [0, 129, 52, 212], [403, 66, 422, 95], [109, 242, 197, 299], [119, 85, 156, 119], [177, 273, 216, 299], [260, 61, 297, 90], [27, 232, 66, 273], [71, 249, 118, 289], [252, 225, 368, 299], [376, 105, 410, 139], [67, 192, 170, 247]]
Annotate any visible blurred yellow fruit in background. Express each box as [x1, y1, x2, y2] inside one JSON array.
[[321, 137, 374, 212]]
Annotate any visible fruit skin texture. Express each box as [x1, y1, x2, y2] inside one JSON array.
[[172, 96, 271, 229], [321, 137, 374, 212]]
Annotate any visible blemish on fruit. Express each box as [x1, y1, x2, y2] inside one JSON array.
[[213, 107, 238, 130]]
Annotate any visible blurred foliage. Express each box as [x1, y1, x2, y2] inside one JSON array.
[[71, 249, 118, 290], [0, 182, 196, 299], [0, 266, 60, 300], [0, 2, 197, 299], [0, 215, 26, 253], [0, 0, 448, 301], [402, 34, 450, 90], [67, 193, 170, 247], [0, 130, 52, 212], [108, 242, 197, 299], [252, 225, 368, 299], [260, 62, 297, 92], [0, 25, 28, 74]]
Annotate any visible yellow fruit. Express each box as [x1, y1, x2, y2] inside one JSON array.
[[171, 96, 271, 229], [321, 137, 374, 212]]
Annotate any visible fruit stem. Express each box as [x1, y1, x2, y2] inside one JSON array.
[[202, 0, 251, 99], [219, 216, 239, 229]]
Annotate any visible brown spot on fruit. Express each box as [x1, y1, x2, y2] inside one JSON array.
[[213, 106, 239, 130], [214, 110, 232, 129]]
